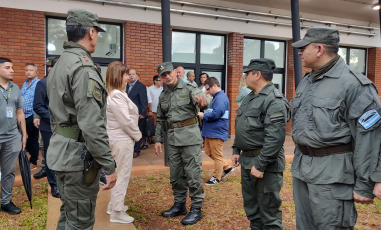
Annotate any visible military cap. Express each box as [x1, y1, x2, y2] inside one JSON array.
[[43, 57, 58, 67], [157, 62, 174, 76], [292, 27, 340, 48], [66, 8, 105, 32], [241, 58, 276, 73]]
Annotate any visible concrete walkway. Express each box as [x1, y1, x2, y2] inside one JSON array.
[[14, 135, 295, 230]]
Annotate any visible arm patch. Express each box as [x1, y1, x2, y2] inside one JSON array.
[[358, 109, 381, 129], [269, 111, 285, 123]]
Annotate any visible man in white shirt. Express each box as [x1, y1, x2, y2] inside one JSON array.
[[187, 71, 198, 87], [147, 75, 163, 126]]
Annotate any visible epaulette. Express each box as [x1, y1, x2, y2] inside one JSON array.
[[349, 67, 372, 85], [79, 55, 94, 67], [273, 88, 283, 98], [186, 82, 197, 88]]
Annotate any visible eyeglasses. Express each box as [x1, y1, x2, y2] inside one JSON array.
[[206, 85, 212, 91]]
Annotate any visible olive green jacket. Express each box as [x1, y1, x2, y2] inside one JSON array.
[[155, 79, 210, 146], [290, 57, 381, 198], [233, 82, 290, 173], [47, 41, 116, 174]]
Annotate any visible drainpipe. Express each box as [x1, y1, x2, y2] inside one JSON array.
[[291, 0, 302, 89]]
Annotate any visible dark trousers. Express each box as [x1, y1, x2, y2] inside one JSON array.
[[41, 130, 57, 187], [26, 116, 39, 165], [133, 117, 146, 154]]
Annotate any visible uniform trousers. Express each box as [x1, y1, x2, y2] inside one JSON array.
[[293, 177, 357, 230], [204, 138, 230, 181], [168, 144, 204, 208], [56, 170, 101, 230], [0, 134, 21, 205], [241, 166, 283, 230], [40, 130, 57, 188], [109, 139, 134, 212], [25, 116, 39, 165]]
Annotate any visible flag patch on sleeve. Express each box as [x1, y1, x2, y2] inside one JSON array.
[[358, 109, 381, 129]]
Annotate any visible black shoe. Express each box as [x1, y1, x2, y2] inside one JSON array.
[[99, 174, 107, 185], [51, 186, 60, 198], [140, 145, 148, 150], [33, 168, 47, 179], [1, 201, 21, 215], [162, 202, 187, 217], [181, 207, 202, 225], [133, 152, 140, 158]]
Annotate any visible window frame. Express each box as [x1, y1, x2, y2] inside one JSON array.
[[339, 46, 367, 75]]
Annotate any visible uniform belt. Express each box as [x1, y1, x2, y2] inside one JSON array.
[[55, 126, 85, 142], [297, 143, 352, 157], [241, 149, 262, 157], [169, 117, 198, 129]]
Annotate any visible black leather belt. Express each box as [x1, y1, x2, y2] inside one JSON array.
[[297, 143, 352, 157]]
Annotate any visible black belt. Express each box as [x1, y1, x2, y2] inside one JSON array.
[[297, 143, 353, 157], [169, 117, 198, 129]]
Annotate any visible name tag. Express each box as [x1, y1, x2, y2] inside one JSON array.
[[6, 106, 13, 118]]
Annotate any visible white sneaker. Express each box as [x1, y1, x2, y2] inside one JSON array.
[[107, 202, 129, 215], [110, 211, 134, 224], [221, 167, 235, 180]]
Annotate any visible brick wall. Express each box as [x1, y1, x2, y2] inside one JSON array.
[[226, 33, 244, 136], [124, 21, 163, 87], [0, 7, 45, 87], [367, 47, 381, 101]]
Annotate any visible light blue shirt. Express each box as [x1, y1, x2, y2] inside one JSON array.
[[21, 77, 39, 118]]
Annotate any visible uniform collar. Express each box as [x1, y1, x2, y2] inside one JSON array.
[[257, 82, 274, 95], [308, 57, 345, 81], [63, 41, 91, 56]]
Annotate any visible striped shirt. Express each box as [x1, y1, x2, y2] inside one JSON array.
[[21, 77, 39, 118]]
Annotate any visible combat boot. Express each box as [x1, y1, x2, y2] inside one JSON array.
[[161, 202, 187, 217], [181, 207, 202, 225]]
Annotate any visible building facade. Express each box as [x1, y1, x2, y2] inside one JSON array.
[[1, 0, 381, 135]]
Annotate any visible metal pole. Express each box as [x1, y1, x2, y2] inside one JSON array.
[[161, 0, 170, 166], [379, 0, 381, 36], [291, 0, 302, 88]]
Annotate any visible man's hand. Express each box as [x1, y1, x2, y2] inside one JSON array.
[[198, 112, 204, 119], [22, 135, 27, 151], [102, 172, 117, 191], [155, 142, 162, 156], [195, 94, 207, 108], [147, 111, 153, 117], [139, 114, 144, 119], [353, 191, 373, 204], [232, 155, 240, 167], [33, 118, 40, 129], [251, 166, 264, 178], [373, 183, 381, 200]]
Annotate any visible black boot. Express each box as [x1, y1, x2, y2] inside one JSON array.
[[51, 185, 61, 198], [33, 167, 47, 179], [181, 207, 202, 225], [161, 202, 187, 217]]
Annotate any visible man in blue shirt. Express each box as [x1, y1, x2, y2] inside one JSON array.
[[21, 63, 40, 169], [198, 77, 233, 185]]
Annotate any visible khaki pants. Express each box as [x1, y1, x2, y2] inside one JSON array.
[[109, 139, 134, 212], [204, 138, 230, 181]]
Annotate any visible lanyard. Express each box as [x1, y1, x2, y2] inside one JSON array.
[[0, 86, 11, 105]]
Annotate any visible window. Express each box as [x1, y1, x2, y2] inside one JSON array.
[[172, 31, 226, 89], [46, 16, 123, 76], [339, 47, 367, 74], [243, 38, 286, 94]]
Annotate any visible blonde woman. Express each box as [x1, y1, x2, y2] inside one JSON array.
[[105, 62, 142, 224], [236, 74, 252, 107]]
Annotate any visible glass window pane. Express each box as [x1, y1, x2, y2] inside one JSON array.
[[349, 49, 366, 73], [100, 66, 107, 82], [338, 48, 347, 62], [93, 24, 121, 59], [202, 71, 222, 86], [47, 18, 66, 55], [243, 39, 260, 66], [172, 32, 196, 63], [200, 35, 225, 65], [272, 73, 283, 94], [264, 41, 285, 68]]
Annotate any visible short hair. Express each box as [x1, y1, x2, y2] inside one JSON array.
[[204, 77, 220, 88], [322, 43, 339, 55], [25, 63, 37, 71], [153, 75, 159, 82], [66, 18, 92, 42], [199, 73, 209, 78], [258, 70, 273, 81], [187, 71, 194, 78], [0, 57, 12, 64], [105, 61, 128, 93]]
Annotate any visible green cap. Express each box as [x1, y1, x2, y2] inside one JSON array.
[[66, 8, 105, 32], [241, 58, 276, 73], [157, 62, 174, 76], [292, 27, 339, 48]]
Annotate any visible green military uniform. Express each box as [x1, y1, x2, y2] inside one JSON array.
[[47, 9, 115, 230], [233, 58, 290, 230], [291, 27, 381, 230], [155, 71, 210, 209]]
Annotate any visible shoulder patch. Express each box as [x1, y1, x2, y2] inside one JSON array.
[[349, 68, 372, 85], [269, 111, 285, 123], [90, 79, 102, 101], [80, 56, 94, 67], [273, 88, 283, 98], [358, 109, 381, 129]]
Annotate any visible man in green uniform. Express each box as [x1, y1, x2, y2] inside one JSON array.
[[154, 62, 210, 225], [232, 58, 290, 230], [291, 27, 381, 229], [47, 9, 117, 229]]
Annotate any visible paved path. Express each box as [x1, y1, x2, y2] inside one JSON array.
[[13, 135, 295, 229]]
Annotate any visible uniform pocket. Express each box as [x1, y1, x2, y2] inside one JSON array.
[[331, 184, 357, 228], [246, 108, 263, 130], [77, 199, 93, 222], [311, 98, 342, 132], [176, 98, 190, 106]]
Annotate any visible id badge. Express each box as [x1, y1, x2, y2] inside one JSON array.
[[6, 106, 13, 118]]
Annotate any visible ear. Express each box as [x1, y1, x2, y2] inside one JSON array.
[[316, 44, 325, 58], [88, 27, 97, 40]]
